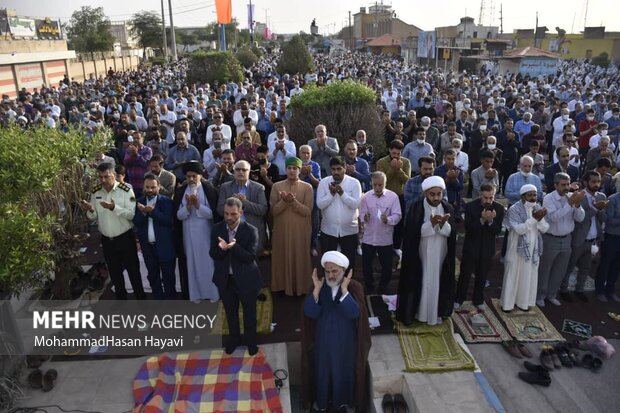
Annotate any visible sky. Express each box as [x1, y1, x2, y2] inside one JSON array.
[[4, 0, 618, 35]]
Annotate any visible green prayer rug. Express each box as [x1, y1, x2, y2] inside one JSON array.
[[211, 288, 273, 335]]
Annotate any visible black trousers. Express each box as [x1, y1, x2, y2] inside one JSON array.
[[219, 275, 259, 348], [455, 256, 489, 306], [392, 194, 406, 249], [141, 242, 176, 299], [362, 243, 393, 291], [320, 233, 358, 273], [101, 230, 146, 299]]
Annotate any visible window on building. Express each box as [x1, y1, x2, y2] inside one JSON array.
[[473, 31, 478, 38], [586, 50, 593, 58]]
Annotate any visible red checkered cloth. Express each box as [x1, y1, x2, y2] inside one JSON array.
[[133, 350, 283, 413]]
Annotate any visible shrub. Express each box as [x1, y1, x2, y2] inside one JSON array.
[[277, 35, 315, 75], [235, 46, 259, 68], [286, 80, 384, 156], [187, 51, 244, 85], [0, 125, 111, 298]]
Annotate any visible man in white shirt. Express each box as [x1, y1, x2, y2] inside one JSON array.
[[552, 108, 571, 148], [289, 81, 304, 98], [268, 125, 297, 177], [206, 112, 233, 149], [316, 157, 363, 272], [159, 104, 177, 144], [233, 98, 258, 136]]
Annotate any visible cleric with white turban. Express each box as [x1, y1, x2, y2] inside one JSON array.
[[421, 175, 446, 192]]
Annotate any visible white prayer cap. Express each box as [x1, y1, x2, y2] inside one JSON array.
[[321, 251, 349, 270], [520, 184, 537, 195], [421, 176, 446, 191]]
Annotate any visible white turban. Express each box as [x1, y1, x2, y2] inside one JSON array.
[[520, 184, 537, 195], [421, 176, 446, 191], [321, 251, 349, 270]]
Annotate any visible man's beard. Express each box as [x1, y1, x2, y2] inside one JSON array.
[[325, 275, 343, 288]]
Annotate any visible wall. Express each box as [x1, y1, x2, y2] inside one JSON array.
[[515, 34, 620, 60], [0, 55, 140, 96], [68, 55, 140, 82], [0, 39, 68, 54]]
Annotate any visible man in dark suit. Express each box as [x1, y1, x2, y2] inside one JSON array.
[[133, 174, 176, 299], [544, 146, 580, 191], [217, 160, 268, 253], [173, 161, 219, 300], [210, 197, 262, 356], [455, 183, 505, 309]]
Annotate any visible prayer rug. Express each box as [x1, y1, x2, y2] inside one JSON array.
[[133, 350, 283, 413], [395, 318, 476, 373], [451, 302, 511, 343], [211, 288, 273, 335], [491, 299, 565, 342], [561, 319, 593, 339], [565, 272, 596, 292]]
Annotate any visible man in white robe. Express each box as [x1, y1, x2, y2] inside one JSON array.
[[500, 184, 550, 311]]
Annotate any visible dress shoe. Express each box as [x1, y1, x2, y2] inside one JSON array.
[[382, 394, 394, 413], [393, 393, 409, 413], [517, 343, 532, 358], [608, 294, 620, 303], [559, 291, 573, 302], [575, 292, 589, 302], [550, 350, 562, 369], [539, 350, 555, 370], [248, 345, 259, 356], [518, 371, 551, 386], [476, 303, 486, 311], [257, 293, 267, 302], [536, 299, 546, 307], [523, 360, 549, 374], [597, 294, 608, 302], [224, 345, 237, 355], [503, 341, 522, 359], [548, 298, 562, 306]]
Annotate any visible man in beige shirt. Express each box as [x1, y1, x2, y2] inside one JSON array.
[[80, 162, 146, 299]]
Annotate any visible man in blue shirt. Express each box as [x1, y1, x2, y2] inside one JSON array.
[[504, 156, 543, 207], [435, 149, 464, 217], [343, 141, 371, 192], [402, 128, 435, 175], [605, 107, 620, 147], [404, 156, 435, 215], [595, 190, 620, 302]]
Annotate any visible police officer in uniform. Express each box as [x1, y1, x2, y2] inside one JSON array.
[[81, 162, 146, 299]]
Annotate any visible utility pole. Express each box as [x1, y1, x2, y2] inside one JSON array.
[[584, 0, 589, 29], [348, 10, 352, 50], [249, 0, 254, 44], [160, 0, 168, 60], [168, 0, 178, 60], [500, 3, 503, 34]]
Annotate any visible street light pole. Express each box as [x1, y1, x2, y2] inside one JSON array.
[[168, 0, 178, 60], [160, 0, 168, 60]]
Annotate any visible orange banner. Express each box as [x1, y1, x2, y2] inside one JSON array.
[[215, 0, 232, 24]]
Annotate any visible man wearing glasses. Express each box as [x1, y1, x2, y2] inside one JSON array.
[[206, 111, 232, 149]]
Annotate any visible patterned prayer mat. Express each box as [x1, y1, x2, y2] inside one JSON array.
[[395, 318, 476, 373], [491, 298, 565, 342], [451, 302, 511, 343], [133, 350, 283, 413], [211, 288, 273, 335], [565, 273, 596, 292], [562, 319, 593, 338]]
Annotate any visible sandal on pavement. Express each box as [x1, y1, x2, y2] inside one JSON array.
[[42, 369, 58, 392], [28, 369, 43, 389], [382, 394, 394, 413], [393, 393, 409, 413]]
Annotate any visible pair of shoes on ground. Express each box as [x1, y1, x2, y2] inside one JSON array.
[[28, 368, 58, 392], [224, 344, 259, 356], [26, 354, 50, 369], [539, 344, 579, 370], [536, 297, 562, 307], [597, 293, 620, 303], [453, 302, 486, 311], [382, 393, 409, 413], [559, 291, 590, 303], [518, 360, 551, 387], [502, 340, 532, 358]]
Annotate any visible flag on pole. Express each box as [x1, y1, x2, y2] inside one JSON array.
[[215, 0, 232, 24], [247, 4, 255, 30], [263, 26, 271, 40]]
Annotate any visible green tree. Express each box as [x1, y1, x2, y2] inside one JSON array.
[[177, 31, 199, 52], [128, 11, 163, 59], [277, 34, 315, 75], [235, 46, 259, 68], [286, 80, 383, 154], [65, 6, 115, 58], [591, 52, 610, 68], [0, 125, 111, 298], [187, 51, 244, 85]]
